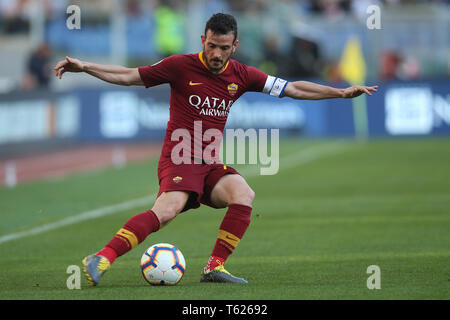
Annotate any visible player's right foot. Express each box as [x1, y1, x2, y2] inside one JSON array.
[[82, 254, 111, 286], [200, 260, 248, 283]]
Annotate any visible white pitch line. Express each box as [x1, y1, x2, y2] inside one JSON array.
[[239, 140, 351, 177], [0, 194, 156, 245], [0, 141, 351, 245]]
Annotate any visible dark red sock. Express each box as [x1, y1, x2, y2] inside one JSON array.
[[97, 210, 160, 264], [97, 246, 117, 264], [206, 204, 252, 270]]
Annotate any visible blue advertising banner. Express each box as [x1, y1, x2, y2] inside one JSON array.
[[367, 80, 450, 137], [76, 86, 170, 142], [0, 79, 448, 146], [46, 79, 450, 142]]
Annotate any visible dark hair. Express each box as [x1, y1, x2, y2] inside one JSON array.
[[205, 13, 238, 42]]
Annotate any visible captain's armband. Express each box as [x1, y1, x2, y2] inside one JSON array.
[[262, 75, 288, 98]]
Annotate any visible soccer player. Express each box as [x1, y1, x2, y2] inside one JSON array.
[[54, 13, 377, 285]]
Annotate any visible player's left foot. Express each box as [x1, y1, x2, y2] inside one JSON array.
[[200, 261, 248, 283], [82, 254, 111, 286]]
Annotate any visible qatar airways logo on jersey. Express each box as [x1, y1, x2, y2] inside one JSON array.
[[188, 95, 234, 117]]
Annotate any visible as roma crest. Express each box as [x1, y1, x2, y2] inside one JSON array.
[[227, 83, 238, 96], [173, 176, 183, 183]]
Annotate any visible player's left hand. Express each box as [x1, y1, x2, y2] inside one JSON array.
[[343, 85, 378, 98]]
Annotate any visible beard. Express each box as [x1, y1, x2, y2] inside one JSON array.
[[204, 51, 232, 73]]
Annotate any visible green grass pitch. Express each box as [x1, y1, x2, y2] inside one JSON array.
[[0, 138, 449, 300]]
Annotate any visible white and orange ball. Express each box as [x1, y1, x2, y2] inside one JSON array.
[[140, 243, 186, 286]]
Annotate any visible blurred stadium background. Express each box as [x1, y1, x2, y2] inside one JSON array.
[[0, 0, 449, 300], [0, 0, 449, 186]]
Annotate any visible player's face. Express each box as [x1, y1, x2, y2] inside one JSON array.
[[201, 30, 238, 73]]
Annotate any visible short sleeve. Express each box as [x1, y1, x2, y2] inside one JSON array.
[[138, 55, 180, 88], [245, 66, 268, 92]]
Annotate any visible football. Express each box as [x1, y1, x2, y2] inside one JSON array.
[[140, 243, 186, 285]]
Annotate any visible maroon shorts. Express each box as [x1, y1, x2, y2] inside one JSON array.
[[157, 163, 240, 212]]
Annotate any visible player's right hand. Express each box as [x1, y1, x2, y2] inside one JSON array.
[[54, 56, 84, 79]]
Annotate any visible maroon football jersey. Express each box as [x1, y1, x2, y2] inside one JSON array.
[[138, 52, 268, 170]]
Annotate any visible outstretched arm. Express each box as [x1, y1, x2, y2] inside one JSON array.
[[54, 56, 143, 86], [282, 81, 378, 100]]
